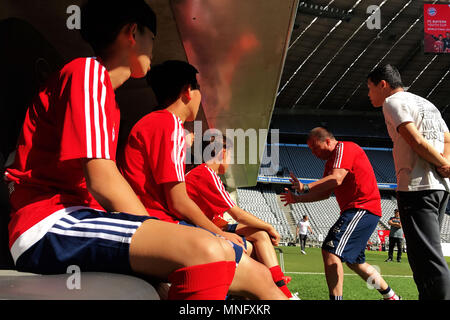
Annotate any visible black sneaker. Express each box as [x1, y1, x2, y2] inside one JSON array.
[[385, 258, 393, 262]]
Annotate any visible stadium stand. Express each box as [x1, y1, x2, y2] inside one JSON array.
[[260, 144, 396, 184], [237, 143, 450, 248], [237, 186, 294, 240]]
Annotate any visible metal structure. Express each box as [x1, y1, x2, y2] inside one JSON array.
[[274, 0, 450, 137]]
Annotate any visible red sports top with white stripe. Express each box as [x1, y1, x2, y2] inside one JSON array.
[[119, 109, 186, 223], [323, 141, 382, 216], [185, 164, 236, 221], [5, 57, 120, 261]]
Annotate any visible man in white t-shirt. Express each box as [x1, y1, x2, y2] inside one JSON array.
[[296, 215, 313, 254], [367, 64, 450, 300]]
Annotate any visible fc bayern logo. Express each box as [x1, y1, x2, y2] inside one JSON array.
[[428, 7, 437, 16]]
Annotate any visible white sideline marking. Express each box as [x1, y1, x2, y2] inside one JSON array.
[[285, 271, 413, 278]]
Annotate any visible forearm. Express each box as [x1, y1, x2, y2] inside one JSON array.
[[411, 139, 447, 167], [84, 160, 148, 216], [308, 175, 339, 194], [442, 132, 450, 160], [399, 123, 449, 167], [293, 190, 331, 203], [231, 207, 272, 231], [171, 199, 224, 235], [90, 179, 148, 215]]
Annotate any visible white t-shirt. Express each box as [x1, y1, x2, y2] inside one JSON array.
[[297, 220, 310, 235], [382, 91, 450, 192]]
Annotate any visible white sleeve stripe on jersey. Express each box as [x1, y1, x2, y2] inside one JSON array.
[[92, 60, 102, 158], [84, 58, 109, 160], [333, 142, 344, 168], [172, 114, 179, 180], [84, 58, 93, 158], [176, 119, 185, 181], [206, 166, 236, 208], [172, 114, 184, 181], [99, 67, 110, 159]]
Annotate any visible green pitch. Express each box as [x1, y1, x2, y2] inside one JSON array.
[[277, 246, 450, 300]]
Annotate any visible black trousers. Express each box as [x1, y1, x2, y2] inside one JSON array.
[[397, 190, 450, 300], [299, 234, 307, 251], [387, 237, 403, 261]]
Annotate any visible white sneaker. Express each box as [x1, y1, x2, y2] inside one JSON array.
[[289, 292, 301, 300], [301, 250, 306, 255]]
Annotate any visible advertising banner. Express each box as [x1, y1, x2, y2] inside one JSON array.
[[424, 3, 450, 53]]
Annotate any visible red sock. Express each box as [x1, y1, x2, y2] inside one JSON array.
[[269, 265, 292, 298], [168, 261, 235, 300]]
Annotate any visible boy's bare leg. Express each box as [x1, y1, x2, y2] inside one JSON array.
[[229, 254, 288, 300], [129, 219, 234, 279], [235, 225, 278, 267], [130, 219, 287, 300]]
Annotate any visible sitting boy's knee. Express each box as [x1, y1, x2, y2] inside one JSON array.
[[253, 230, 270, 242], [195, 236, 235, 263]]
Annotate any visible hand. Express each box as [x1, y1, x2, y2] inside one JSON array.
[[280, 188, 297, 206], [266, 226, 281, 246], [436, 165, 450, 178], [289, 172, 303, 193], [220, 231, 247, 253]]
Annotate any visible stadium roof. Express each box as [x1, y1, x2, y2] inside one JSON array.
[[275, 0, 450, 118], [269, 0, 450, 146]]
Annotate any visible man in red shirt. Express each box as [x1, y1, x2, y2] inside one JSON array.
[[184, 136, 296, 299], [4, 0, 238, 300], [120, 60, 288, 300], [281, 127, 400, 300]]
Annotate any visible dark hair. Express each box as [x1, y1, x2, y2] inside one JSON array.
[[202, 135, 234, 162], [80, 0, 157, 56], [147, 60, 199, 108], [307, 127, 335, 142], [367, 64, 404, 89]]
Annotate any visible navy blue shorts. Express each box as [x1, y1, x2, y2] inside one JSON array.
[[178, 221, 244, 264], [225, 223, 247, 251], [16, 209, 156, 275], [321, 209, 379, 264]]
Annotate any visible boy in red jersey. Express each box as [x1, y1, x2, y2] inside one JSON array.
[[184, 136, 296, 299], [281, 127, 400, 300], [120, 60, 288, 300], [4, 0, 240, 300]]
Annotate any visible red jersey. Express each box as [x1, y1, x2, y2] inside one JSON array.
[[324, 141, 382, 216], [5, 57, 120, 262], [119, 109, 186, 223], [185, 164, 236, 221]]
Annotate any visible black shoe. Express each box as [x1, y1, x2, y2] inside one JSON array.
[[385, 258, 393, 262], [397, 259, 401, 263]]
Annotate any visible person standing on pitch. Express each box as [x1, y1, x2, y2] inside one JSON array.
[[367, 64, 450, 300], [296, 215, 313, 255], [281, 127, 401, 300], [385, 209, 403, 263]]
